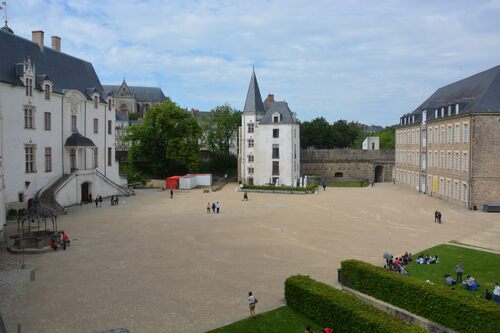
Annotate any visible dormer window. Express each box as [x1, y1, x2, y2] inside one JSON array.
[[435, 109, 438, 118], [273, 115, 279, 123], [448, 105, 452, 116], [44, 84, 51, 100], [94, 96, 99, 108], [455, 104, 459, 115], [25, 78, 33, 96], [441, 108, 444, 117]]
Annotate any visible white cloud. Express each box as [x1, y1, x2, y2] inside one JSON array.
[[6, 0, 500, 125]]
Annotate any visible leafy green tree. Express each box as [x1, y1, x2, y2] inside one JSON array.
[[300, 117, 335, 149], [126, 100, 201, 178], [351, 125, 396, 149], [331, 120, 362, 148], [200, 104, 241, 158]]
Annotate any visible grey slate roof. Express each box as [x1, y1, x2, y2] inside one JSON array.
[[0, 29, 103, 96], [115, 110, 129, 122], [243, 70, 266, 114], [259, 101, 297, 124], [64, 132, 96, 148], [401, 65, 500, 125], [102, 84, 167, 103]]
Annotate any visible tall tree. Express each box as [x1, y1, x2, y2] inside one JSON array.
[[126, 100, 201, 177], [200, 104, 241, 158], [300, 117, 334, 149]]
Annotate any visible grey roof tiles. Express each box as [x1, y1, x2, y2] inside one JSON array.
[[243, 70, 266, 115]]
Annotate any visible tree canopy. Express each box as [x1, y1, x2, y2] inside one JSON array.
[[300, 117, 365, 149], [126, 100, 201, 178], [200, 104, 241, 158]]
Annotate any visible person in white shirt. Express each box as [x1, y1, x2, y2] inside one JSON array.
[[248, 291, 258, 317], [494, 282, 500, 303]]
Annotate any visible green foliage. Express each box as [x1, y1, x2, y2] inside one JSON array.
[[353, 125, 396, 149], [242, 183, 318, 192], [206, 306, 321, 333], [128, 111, 139, 121], [7, 208, 17, 217], [17, 209, 26, 216], [340, 260, 500, 333], [198, 154, 237, 177], [126, 100, 201, 178], [327, 179, 369, 187], [300, 117, 365, 149], [200, 104, 241, 158], [285, 275, 427, 333], [406, 244, 500, 298]]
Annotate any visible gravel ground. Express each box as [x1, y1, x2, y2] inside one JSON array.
[[2, 183, 499, 333]]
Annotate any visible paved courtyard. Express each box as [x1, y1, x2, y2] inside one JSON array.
[[2, 183, 500, 332]]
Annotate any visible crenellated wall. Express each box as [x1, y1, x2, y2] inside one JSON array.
[[301, 149, 395, 182]]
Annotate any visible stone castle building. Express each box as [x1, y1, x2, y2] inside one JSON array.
[[395, 65, 500, 210], [239, 70, 300, 186], [0, 26, 131, 223]]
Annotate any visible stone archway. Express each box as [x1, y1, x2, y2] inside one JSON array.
[[375, 165, 384, 183], [334, 172, 343, 178]]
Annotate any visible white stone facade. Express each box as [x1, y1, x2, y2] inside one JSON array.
[[362, 136, 380, 150], [239, 71, 300, 186], [0, 29, 124, 213]]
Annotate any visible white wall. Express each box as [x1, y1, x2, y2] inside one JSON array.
[[363, 136, 380, 150]]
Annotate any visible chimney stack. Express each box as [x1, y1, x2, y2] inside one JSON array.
[[265, 93, 275, 109], [51, 36, 61, 51], [32, 31, 44, 49]]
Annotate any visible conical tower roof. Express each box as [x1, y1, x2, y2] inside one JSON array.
[[243, 69, 266, 114]]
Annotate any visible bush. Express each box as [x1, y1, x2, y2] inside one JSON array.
[[17, 208, 26, 217], [243, 183, 318, 192], [285, 275, 427, 333], [7, 208, 17, 217], [341, 260, 500, 333]]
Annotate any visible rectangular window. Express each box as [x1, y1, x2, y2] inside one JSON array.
[[273, 128, 279, 138], [248, 138, 254, 148], [272, 161, 279, 175], [247, 123, 254, 133], [45, 147, 52, 172], [272, 144, 280, 159], [108, 120, 112, 134], [455, 124, 460, 143], [463, 124, 468, 143], [455, 152, 459, 171], [463, 152, 468, 171], [273, 115, 279, 123], [441, 127, 445, 144], [447, 125, 452, 143], [25, 78, 33, 96], [448, 152, 452, 170], [294, 144, 297, 159], [94, 96, 99, 108], [108, 99, 112, 111], [429, 128, 433, 144], [71, 115, 77, 132], [248, 154, 254, 162], [247, 167, 254, 174], [45, 84, 51, 100], [107, 147, 112, 166], [44, 112, 51, 130], [434, 126, 438, 144], [94, 118, 99, 133], [25, 145, 36, 173], [70, 148, 76, 171], [454, 181, 459, 199], [24, 107, 35, 129], [94, 148, 98, 168]]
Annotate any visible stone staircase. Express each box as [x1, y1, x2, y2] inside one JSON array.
[[39, 174, 72, 215], [95, 170, 135, 197]]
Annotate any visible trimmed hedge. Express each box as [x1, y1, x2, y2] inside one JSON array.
[[243, 183, 318, 192], [341, 260, 500, 333], [285, 275, 427, 333]]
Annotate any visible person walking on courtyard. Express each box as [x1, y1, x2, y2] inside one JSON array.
[[434, 210, 438, 223], [456, 263, 464, 283], [248, 291, 258, 317], [207, 202, 211, 213], [170, 189, 173, 199], [438, 211, 442, 224], [243, 192, 248, 201], [322, 180, 327, 191], [95, 197, 99, 208], [99, 195, 103, 207], [216, 201, 220, 214], [211, 202, 216, 213]]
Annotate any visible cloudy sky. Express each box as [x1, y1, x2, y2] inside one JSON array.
[[6, 0, 500, 125]]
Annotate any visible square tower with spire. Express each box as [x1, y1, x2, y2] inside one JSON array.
[[239, 69, 300, 186]]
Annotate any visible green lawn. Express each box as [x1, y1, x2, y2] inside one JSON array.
[[406, 244, 500, 297], [207, 306, 321, 333], [327, 179, 368, 187]]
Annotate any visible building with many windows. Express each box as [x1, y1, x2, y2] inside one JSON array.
[[395, 65, 500, 209], [0, 26, 131, 215], [239, 70, 300, 186]]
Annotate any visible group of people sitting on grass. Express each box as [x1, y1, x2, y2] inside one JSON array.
[[416, 254, 439, 265], [305, 326, 333, 333], [383, 251, 412, 276]]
